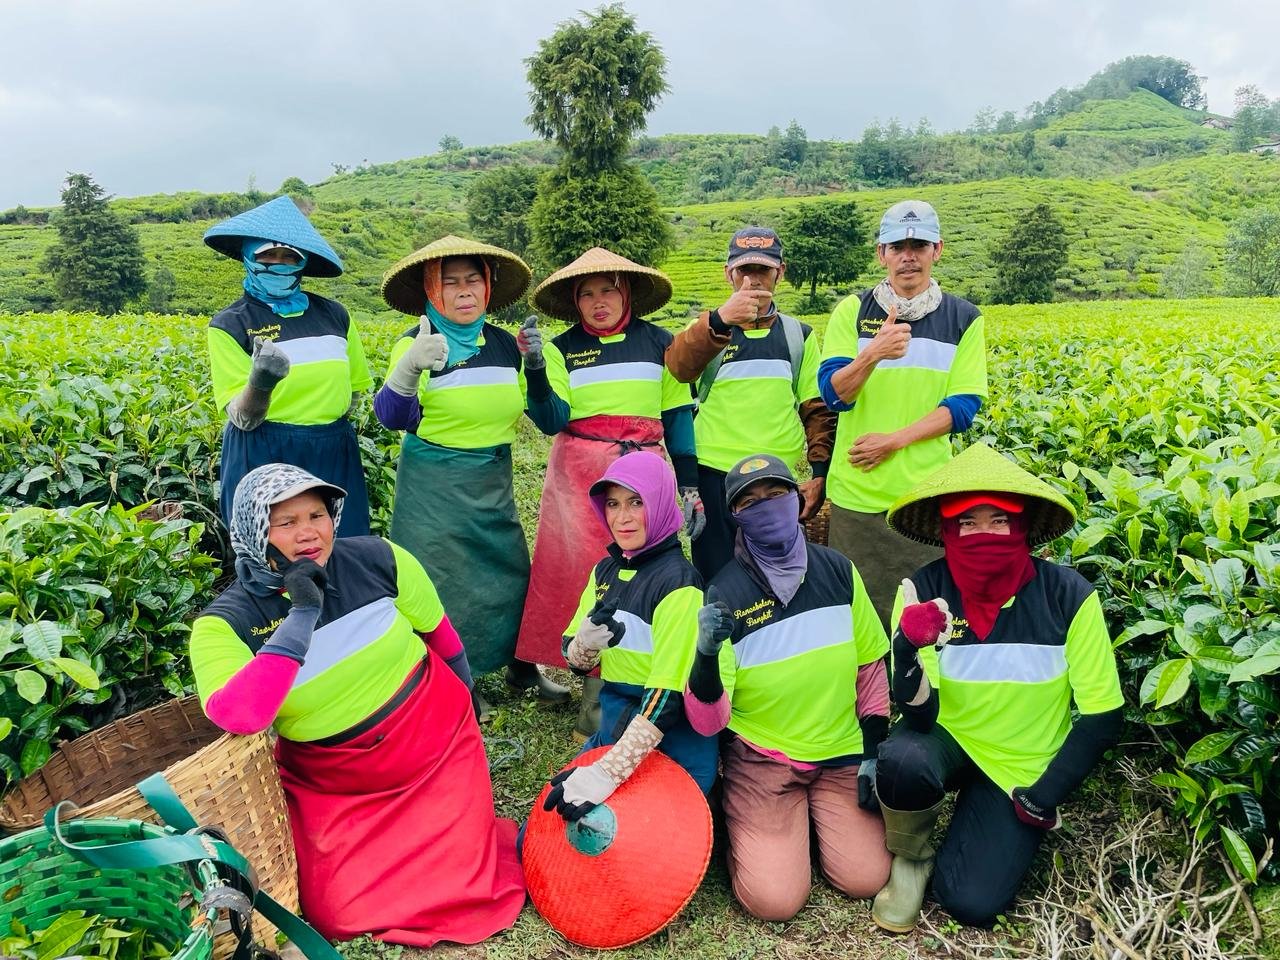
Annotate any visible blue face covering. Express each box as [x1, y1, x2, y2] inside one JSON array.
[[242, 239, 309, 316], [425, 301, 486, 366]]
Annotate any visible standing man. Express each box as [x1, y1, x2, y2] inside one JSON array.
[[666, 227, 836, 579], [818, 201, 986, 627]]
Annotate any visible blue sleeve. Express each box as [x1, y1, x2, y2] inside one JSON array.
[[662, 406, 699, 488], [939, 394, 982, 432], [818, 356, 855, 413], [524, 365, 570, 435]]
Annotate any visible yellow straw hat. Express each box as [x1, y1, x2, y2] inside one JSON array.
[[886, 443, 1077, 547], [533, 247, 673, 323], [380, 235, 532, 315]]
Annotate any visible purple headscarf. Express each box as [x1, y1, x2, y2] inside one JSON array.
[[589, 452, 683, 558]]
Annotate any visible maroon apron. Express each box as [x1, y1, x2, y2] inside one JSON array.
[[276, 654, 525, 946], [515, 414, 666, 666]]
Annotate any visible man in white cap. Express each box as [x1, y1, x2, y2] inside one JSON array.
[[817, 200, 987, 628]]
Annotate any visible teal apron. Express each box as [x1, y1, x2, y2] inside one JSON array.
[[389, 433, 530, 674]]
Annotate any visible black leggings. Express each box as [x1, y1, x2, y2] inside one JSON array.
[[877, 722, 1047, 928]]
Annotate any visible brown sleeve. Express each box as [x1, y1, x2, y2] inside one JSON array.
[[799, 397, 836, 469], [664, 311, 731, 384]]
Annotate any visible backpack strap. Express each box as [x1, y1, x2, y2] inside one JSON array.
[[777, 313, 806, 398]]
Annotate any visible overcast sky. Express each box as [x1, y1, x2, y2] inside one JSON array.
[[3, 1, 1277, 209]]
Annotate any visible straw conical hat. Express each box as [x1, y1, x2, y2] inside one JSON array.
[[204, 196, 343, 277], [380, 235, 532, 315], [533, 247, 673, 322], [886, 443, 1077, 546]]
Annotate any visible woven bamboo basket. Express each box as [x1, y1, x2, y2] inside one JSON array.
[[803, 500, 831, 546], [0, 697, 298, 956], [0, 818, 219, 960]]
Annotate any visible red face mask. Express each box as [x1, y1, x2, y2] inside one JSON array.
[[940, 512, 1036, 641]]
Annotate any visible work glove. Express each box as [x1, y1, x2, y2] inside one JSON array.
[[857, 757, 879, 811], [268, 545, 327, 611], [898, 579, 953, 649], [544, 714, 663, 821], [680, 486, 706, 541], [248, 336, 291, 391], [697, 586, 734, 655], [564, 601, 626, 670], [1010, 786, 1062, 831], [516, 315, 545, 371], [385, 317, 448, 396]]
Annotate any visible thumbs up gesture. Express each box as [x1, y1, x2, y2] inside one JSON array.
[[517, 315, 545, 371], [898, 578, 952, 649], [870, 305, 911, 362]]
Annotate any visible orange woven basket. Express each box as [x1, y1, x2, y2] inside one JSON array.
[[1, 696, 298, 956]]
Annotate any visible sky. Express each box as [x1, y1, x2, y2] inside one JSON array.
[[2, 0, 1277, 209]]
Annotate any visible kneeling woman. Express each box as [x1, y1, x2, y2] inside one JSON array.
[[190, 464, 524, 946], [542, 451, 714, 821], [684, 454, 892, 922], [873, 443, 1123, 931]]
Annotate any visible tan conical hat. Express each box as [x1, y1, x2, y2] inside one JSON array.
[[533, 247, 673, 322], [886, 443, 1077, 546], [380, 235, 532, 316]]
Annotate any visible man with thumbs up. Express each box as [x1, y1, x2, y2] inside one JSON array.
[[818, 200, 988, 629]]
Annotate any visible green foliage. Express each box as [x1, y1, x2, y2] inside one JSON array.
[[0, 502, 218, 780], [1, 911, 171, 960], [146, 264, 177, 313], [465, 165, 542, 259], [989, 203, 1069, 304], [42, 174, 147, 314], [528, 162, 672, 270], [1158, 240, 1215, 298], [1225, 205, 1280, 296], [1232, 85, 1272, 152], [1028, 55, 1207, 126], [776, 200, 872, 308], [437, 134, 463, 153], [524, 3, 668, 171]]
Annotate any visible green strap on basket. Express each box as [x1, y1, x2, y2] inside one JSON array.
[[45, 775, 341, 960]]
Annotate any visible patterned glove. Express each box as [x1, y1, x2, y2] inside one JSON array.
[[564, 602, 626, 670], [680, 486, 706, 541], [544, 714, 663, 821], [697, 586, 734, 655], [516, 315, 545, 371], [1010, 786, 1062, 831], [857, 757, 879, 811], [248, 336, 291, 390]]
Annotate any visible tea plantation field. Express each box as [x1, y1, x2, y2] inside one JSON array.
[[2, 299, 1277, 955]]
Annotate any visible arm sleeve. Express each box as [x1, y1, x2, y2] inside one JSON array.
[[645, 585, 703, 693], [888, 583, 939, 730], [665, 313, 730, 383], [389, 540, 446, 633], [637, 686, 686, 733], [661, 406, 699, 488], [939, 394, 982, 432], [817, 357, 854, 412], [191, 614, 297, 735], [208, 327, 252, 413], [524, 347, 571, 435], [817, 295, 863, 412], [345, 316, 374, 391], [373, 385, 423, 432], [944, 314, 988, 399]]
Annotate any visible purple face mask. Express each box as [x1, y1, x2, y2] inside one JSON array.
[[734, 490, 807, 605]]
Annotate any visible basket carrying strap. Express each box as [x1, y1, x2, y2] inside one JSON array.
[[696, 313, 805, 405], [45, 776, 341, 960]]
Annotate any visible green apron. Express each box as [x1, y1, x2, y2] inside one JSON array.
[[389, 434, 530, 674]]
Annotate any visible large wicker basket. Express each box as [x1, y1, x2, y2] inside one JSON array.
[[0, 697, 298, 954], [803, 500, 831, 546]]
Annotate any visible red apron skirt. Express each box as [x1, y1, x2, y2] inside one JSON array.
[[276, 655, 525, 946], [515, 414, 666, 667]]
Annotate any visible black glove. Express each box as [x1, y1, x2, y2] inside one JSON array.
[[587, 601, 626, 647], [268, 545, 327, 610], [696, 586, 734, 656], [857, 757, 879, 811], [1010, 786, 1061, 830]]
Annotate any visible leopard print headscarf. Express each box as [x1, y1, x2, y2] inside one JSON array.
[[230, 463, 345, 596]]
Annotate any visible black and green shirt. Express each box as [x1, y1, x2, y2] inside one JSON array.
[[208, 293, 373, 425], [545, 320, 692, 421]]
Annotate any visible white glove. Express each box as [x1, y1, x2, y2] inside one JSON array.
[[385, 318, 448, 397]]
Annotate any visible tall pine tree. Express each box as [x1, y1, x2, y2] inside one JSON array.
[[43, 173, 146, 313], [989, 203, 1069, 304]]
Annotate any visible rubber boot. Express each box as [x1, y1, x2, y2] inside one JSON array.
[[872, 799, 944, 933], [572, 675, 604, 743], [506, 659, 570, 703]]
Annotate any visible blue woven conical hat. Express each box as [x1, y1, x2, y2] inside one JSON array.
[[204, 196, 343, 278], [886, 443, 1077, 547]]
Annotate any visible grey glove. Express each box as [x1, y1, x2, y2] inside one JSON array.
[[857, 757, 879, 811], [517, 315, 545, 371], [680, 486, 706, 541], [248, 336, 291, 391], [697, 586, 734, 655], [386, 318, 449, 397]]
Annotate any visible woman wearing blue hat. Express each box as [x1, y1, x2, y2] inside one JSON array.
[[204, 196, 373, 535]]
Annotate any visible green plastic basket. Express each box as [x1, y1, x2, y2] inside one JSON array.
[[0, 818, 220, 960]]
